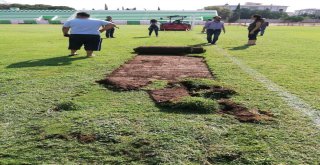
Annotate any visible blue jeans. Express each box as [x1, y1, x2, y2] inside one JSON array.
[[207, 29, 222, 44]]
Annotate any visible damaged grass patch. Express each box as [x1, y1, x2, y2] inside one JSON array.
[[180, 79, 237, 99], [52, 101, 84, 112], [97, 55, 213, 90], [219, 100, 273, 123], [43, 132, 97, 144], [148, 79, 273, 122], [167, 96, 219, 114]]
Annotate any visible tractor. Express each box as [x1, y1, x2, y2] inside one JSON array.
[[160, 15, 192, 31]]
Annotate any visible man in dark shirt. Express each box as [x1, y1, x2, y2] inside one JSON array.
[[149, 19, 159, 37], [260, 19, 269, 36], [105, 16, 116, 38]]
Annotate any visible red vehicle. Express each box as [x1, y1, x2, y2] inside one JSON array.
[[160, 15, 192, 31]]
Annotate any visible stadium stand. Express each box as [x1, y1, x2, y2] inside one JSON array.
[[0, 10, 217, 24], [86, 10, 218, 25], [0, 10, 76, 24]]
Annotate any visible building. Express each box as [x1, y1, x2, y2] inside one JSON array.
[[214, 2, 288, 12], [0, 10, 217, 25], [295, 9, 320, 16]]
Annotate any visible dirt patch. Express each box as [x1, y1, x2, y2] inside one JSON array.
[[44, 132, 97, 144], [149, 87, 190, 103], [98, 50, 273, 123], [134, 46, 206, 55], [180, 80, 237, 99], [132, 138, 151, 148], [71, 132, 97, 144], [218, 100, 273, 123], [51, 101, 83, 112], [98, 56, 213, 90]]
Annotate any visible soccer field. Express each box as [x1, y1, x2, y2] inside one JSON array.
[[0, 25, 320, 164]]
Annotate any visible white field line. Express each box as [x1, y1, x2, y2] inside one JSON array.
[[215, 46, 320, 128]]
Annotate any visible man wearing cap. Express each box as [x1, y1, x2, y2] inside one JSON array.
[[62, 12, 115, 57], [205, 16, 226, 45]]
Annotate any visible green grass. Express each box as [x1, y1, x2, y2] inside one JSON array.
[[0, 25, 320, 164]]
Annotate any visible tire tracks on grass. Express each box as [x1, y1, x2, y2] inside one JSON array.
[[214, 46, 320, 129]]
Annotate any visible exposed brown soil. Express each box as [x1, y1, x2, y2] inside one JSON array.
[[98, 55, 213, 90], [134, 46, 206, 55], [44, 132, 97, 144], [218, 100, 273, 123], [97, 50, 273, 123], [71, 133, 97, 144], [149, 87, 190, 103]]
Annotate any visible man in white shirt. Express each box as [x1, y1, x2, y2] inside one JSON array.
[[62, 12, 115, 57]]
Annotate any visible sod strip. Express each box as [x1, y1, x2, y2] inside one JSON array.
[[215, 46, 320, 128]]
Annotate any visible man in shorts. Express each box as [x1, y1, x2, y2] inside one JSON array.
[[62, 12, 115, 57]]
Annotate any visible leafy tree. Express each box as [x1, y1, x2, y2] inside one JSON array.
[[237, 9, 288, 19], [282, 16, 305, 22], [104, 4, 108, 10], [204, 6, 231, 20], [229, 3, 241, 22], [0, 3, 74, 10]]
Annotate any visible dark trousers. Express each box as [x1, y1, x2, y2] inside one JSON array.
[[207, 29, 222, 44], [260, 27, 266, 36], [149, 25, 159, 36], [248, 30, 260, 40], [106, 28, 115, 38]]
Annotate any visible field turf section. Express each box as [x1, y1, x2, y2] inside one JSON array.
[[0, 25, 320, 164]]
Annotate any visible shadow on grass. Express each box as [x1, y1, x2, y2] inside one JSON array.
[[7, 56, 87, 68], [229, 45, 250, 51], [157, 105, 212, 115], [188, 43, 211, 47], [133, 36, 150, 39]]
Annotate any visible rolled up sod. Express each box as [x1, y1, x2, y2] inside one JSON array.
[[134, 46, 206, 55]]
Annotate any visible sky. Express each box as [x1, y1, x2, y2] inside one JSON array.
[[2, 0, 320, 12]]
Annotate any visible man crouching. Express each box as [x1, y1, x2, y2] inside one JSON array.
[[62, 12, 115, 57]]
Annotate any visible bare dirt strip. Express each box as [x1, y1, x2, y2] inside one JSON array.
[[98, 55, 213, 90], [98, 54, 273, 123]]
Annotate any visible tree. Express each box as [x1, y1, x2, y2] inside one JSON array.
[[282, 16, 304, 22], [158, 6, 160, 11], [229, 3, 241, 22], [0, 3, 75, 10], [204, 6, 231, 20], [238, 9, 288, 19], [104, 3, 108, 10]]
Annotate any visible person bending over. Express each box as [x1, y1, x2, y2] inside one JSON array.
[[260, 19, 269, 36], [247, 14, 264, 46], [105, 16, 116, 38], [62, 12, 115, 57], [149, 19, 159, 37]]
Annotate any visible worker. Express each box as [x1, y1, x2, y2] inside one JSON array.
[[205, 16, 226, 45], [62, 12, 115, 57], [201, 19, 212, 33], [247, 14, 264, 45], [149, 19, 159, 37], [260, 18, 269, 36], [105, 16, 116, 38]]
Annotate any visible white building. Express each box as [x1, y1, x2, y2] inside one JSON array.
[[295, 9, 320, 16], [214, 2, 288, 12]]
